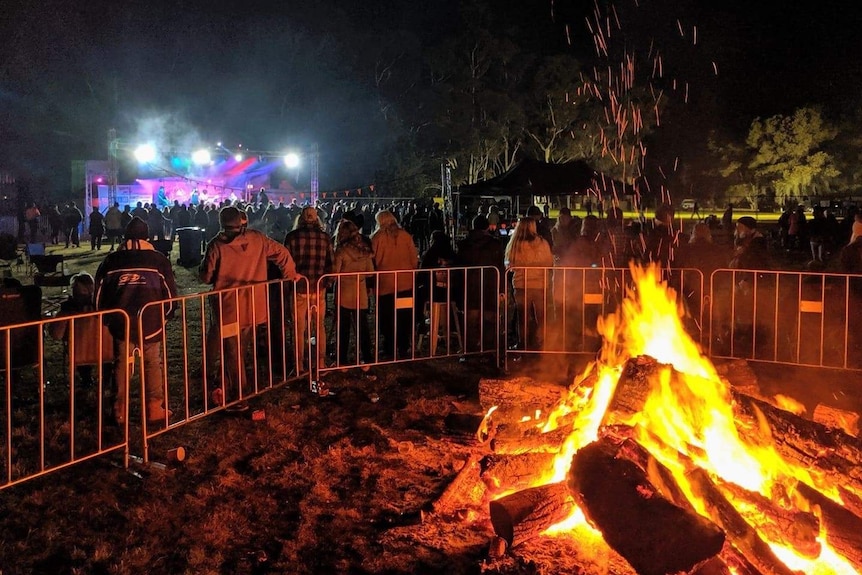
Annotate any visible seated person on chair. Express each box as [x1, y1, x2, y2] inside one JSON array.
[[95, 217, 178, 425], [49, 273, 113, 387]]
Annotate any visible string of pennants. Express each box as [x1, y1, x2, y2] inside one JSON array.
[[276, 184, 377, 201]]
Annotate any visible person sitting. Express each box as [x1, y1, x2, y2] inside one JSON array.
[[50, 273, 112, 387]]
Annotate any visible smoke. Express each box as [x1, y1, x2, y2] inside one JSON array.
[[124, 110, 209, 164]]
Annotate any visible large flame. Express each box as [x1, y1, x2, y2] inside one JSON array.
[[518, 264, 859, 574]]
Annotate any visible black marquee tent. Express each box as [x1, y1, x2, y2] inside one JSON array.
[[456, 158, 598, 198]]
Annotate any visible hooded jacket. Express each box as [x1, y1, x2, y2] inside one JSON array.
[[95, 239, 178, 343], [334, 242, 374, 309], [199, 228, 297, 327]]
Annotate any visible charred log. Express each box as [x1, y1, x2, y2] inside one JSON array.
[[811, 403, 859, 437], [490, 428, 569, 455], [443, 413, 492, 445], [685, 468, 796, 575], [431, 454, 484, 516], [568, 437, 725, 575], [795, 482, 862, 568], [488, 482, 575, 548], [478, 376, 567, 416], [479, 453, 557, 494], [715, 480, 820, 558]]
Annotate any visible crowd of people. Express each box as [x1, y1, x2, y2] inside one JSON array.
[[42, 194, 862, 423]]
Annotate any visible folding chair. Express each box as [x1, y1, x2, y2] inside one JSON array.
[[31, 254, 72, 292], [25, 243, 46, 276]]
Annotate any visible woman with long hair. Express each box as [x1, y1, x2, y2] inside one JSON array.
[[505, 217, 553, 351], [334, 219, 374, 370]]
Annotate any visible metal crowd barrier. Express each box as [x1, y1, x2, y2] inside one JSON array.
[[708, 268, 862, 371], [503, 266, 705, 371], [1, 309, 130, 490], [11, 263, 862, 487], [137, 277, 310, 462], [313, 267, 502, 380]]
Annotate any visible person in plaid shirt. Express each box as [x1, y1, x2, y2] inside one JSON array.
[[284, 206, 334, 370]]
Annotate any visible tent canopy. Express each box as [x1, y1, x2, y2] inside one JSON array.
[[457, 158, 597, 198]]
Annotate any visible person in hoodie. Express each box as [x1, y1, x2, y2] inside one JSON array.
[[333, 219, 374, 370], [456, 214, 504, 352], [95, 217, 178, 425], [199, 206, 298, 405], [505, 216, 554, 351]]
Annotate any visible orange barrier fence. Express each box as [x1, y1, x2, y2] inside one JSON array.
[[1, 309, 130, 490]]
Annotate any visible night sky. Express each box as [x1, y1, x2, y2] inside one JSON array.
[[1, 0, 861, 195]]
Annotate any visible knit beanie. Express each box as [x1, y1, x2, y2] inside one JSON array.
[[125, 217, 149, 240]]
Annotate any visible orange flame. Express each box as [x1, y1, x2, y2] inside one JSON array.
[[532, 264, 857, 572]]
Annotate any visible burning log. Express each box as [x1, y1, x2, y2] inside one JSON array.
[[489, 427, 569, 455], [733, 393, 862, 467], [685, 467, 797, 575], [431, 454, 484, 516], [600, 355, 664, 427], [795, 482, 862, 568], [812, 403, 859, 437], [488, 482, 575, 548], [733, 393, 862, 516], [715, 479, 820, 558], [568, 437, 726, 575], [478, 376, 567, 419], [479, 453, 557, 494]]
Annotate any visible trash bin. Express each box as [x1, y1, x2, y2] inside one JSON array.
[[176, 227, 203, 267]]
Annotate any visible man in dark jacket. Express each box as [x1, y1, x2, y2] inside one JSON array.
[[95, 217, 178, 425], [456, 214, 505, 352], [63, 201, 83, 248]]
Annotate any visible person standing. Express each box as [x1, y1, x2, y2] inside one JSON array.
[[88, 207, 105, 250], [333, 219, 374, 370], [104, 202, 123, 251], [95, 217, 178, 425], [200, 206, 298, 404], [371, 210, 418, 360], [283, 206, 334, 371], [505, 217, 554, 351], [63, 201, 83, 248], [456, 215, 505, 352], [48, 204, 63, 245], [24, 202, 40, 244]]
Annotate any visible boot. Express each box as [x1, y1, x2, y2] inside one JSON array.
[[147, 400, 172, 422]]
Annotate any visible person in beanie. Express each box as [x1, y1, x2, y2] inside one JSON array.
[[199, 206, 298, 404], [95, 216, 178, 425]]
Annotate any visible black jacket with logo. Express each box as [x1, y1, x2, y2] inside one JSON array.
[[95, 239, 178, 343]]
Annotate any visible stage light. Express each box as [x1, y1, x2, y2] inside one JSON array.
[[284, 152, 300, 168], [134, 144, 157, 163], [192, 149, 211, 165], [234, 153, 243, 162]]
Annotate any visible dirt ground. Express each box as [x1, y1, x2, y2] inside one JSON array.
[[2, 244, 862, 575]]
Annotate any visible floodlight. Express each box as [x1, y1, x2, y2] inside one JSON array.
[[192, 149, 212, 165], [134, 144, 157, 163], [283, 152, 300, 169], [234, 153, 244, 162]]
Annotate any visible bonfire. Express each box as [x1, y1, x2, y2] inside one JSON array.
[[471, 265, 862, 574]]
